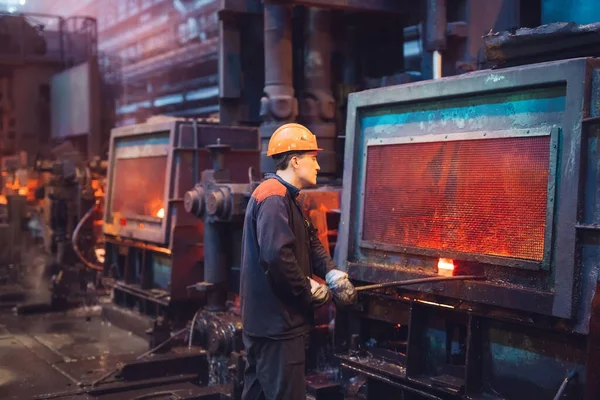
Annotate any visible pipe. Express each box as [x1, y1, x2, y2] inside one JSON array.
[[425, 0, 447, 52], [259, 3, 298, 174], [553, 370, 578, 400], [425, 0, 446, 80], [304, 9, 332, 92], [264, 4, 293, 89], [300, 8, 337, 177], [355, 275, 487, 292], [72, 200, 103, 271], [203, 221, 228, 310]]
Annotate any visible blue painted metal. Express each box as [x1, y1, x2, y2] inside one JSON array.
[[542, 0, 600, 25]]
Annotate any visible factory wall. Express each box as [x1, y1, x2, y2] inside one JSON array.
[[35, 0, 221, 127]]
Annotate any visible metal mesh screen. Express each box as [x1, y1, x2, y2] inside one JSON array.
[[362, 136, 551, 261]]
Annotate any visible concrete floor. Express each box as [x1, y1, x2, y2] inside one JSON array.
[[0, 306, 149, 399]]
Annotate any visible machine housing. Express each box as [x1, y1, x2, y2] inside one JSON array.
[[334, 57, 600, 399]]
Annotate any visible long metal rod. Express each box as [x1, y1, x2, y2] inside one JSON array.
[[355, 275, 486, 292]]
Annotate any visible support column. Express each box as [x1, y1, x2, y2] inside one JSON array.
[[300, 8, 336, 178], [424, 0, 447, 80], [259, 3, 298, 174]]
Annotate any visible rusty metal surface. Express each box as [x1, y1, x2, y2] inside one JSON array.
[[483, 22, 600, 68], [336, 58, 600, 325]]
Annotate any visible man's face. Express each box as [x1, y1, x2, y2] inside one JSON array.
[[292, 151, 320, 188]]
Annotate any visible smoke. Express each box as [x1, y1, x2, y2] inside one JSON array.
[[10, 211, 54, 305], [19, 235, 53, 304]]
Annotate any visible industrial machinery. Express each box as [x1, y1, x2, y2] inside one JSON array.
[[101, 117, 260, 327], [332, 56, 600, 399], [14, 1, 600, 400]]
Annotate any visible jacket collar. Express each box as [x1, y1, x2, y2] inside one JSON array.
[[265, 173, 300, 198]]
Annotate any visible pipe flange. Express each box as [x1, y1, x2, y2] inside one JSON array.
[[184, 186, 205, 218], [206, 189, 226, 217]]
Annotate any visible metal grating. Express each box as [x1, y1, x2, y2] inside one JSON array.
[[362, 136, 551, 261]]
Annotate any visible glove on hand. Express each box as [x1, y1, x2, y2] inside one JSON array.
[[325, 269, 357, 307], [309, 278, 332, 308]]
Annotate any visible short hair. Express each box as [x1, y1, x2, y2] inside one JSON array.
[[273, 151, 306, 171]]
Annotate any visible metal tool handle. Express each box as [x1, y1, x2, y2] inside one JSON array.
[[355, 275, 486, 292]]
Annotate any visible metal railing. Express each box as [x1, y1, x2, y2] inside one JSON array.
[[0, 11, 97, 67]]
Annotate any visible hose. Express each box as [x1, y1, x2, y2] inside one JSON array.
[[90, 327, 189, 388], [553, 370, 577, 400], [135, 327, 189, 361], [188, 307, 203, 349], [71, 200, 103, 271], [36, 328, 190, 398], [355, 275, 487, 292]]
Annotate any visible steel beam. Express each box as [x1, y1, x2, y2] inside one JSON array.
[[263, 0, 410, 14], [220, 0, 263, 14]]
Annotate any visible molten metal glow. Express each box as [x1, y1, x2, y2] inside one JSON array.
[[112, 157, 167, 218], [156, 208, 165, 218], [438, 258, 455, 276], [416, 299, 455, 309], [363, 136, 550, 261]]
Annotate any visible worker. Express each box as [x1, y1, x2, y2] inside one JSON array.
[[239, 123, 357, 400]]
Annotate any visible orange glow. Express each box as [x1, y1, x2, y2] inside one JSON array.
[[0, 195, 6, 205], [18, 188, 27, 196], [112, 157, 167, 218], [156, 208, 165, 218], [437, 258, 455, 277], [92, 179, 104, 197], [416, 299, 455, 309], [363, 136, 550, 261]]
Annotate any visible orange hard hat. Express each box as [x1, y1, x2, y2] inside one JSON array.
[[266, 123, 323, 157]]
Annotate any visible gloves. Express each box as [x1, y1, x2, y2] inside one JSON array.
[[326, 269, 357, 307], [309, 277, 332, 308]]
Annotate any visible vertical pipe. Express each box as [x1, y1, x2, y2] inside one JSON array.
[[425, 0, 447, 80], [259, 3, 298, 174], [204, 221, 228, 311], [300, 8, 337, 179]]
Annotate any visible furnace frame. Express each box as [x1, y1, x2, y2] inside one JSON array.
[[104, 120, 176, 245], [358, 126, 560, 271], [337, 57, 600, 324]]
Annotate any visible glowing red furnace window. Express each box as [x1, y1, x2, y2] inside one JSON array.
[[362, 136, 551, 262]]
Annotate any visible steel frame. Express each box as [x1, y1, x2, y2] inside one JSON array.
[[358, 127, 560, 271], [337, 57, 600, 323]]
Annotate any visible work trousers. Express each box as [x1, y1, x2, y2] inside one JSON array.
[[241, 333, 308, 400]]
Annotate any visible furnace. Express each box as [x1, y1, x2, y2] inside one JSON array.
[[334, 57, 600, 399], [102, 118, 259, 321]]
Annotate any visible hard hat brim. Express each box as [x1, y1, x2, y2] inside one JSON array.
[[267, 147, 323, 157]]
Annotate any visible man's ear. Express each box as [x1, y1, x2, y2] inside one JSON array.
[[290, 155, 299, 169]]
